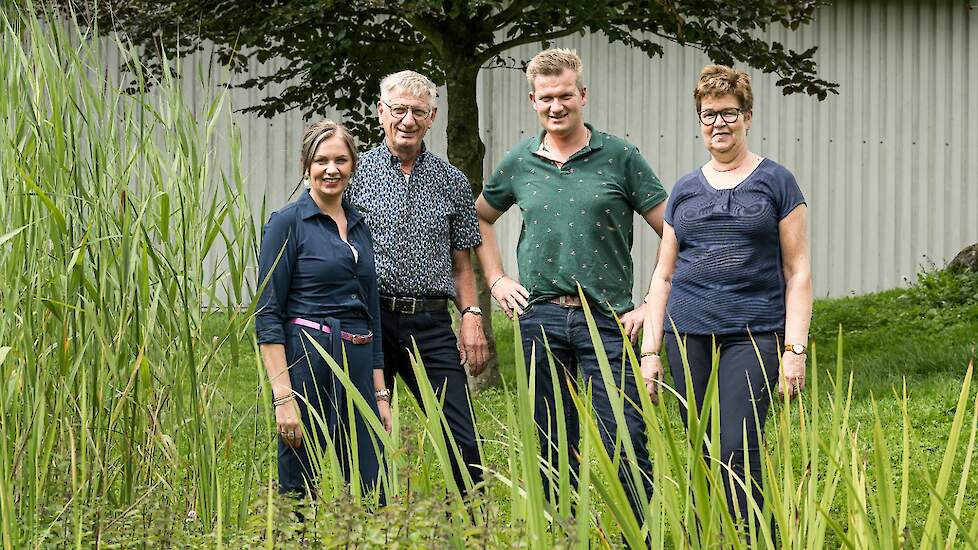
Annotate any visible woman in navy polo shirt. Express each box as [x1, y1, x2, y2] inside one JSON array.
[[256, 120, 392, 500], [641, 65, 813, 526]]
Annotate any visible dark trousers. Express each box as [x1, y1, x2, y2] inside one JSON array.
[[664, 332, 781, 524], [278, 317, 384, 502], [381, 309, 483, 493], [519, 302, 653, 522]]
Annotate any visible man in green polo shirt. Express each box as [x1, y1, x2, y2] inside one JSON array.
[[474, 48, 667, 526]]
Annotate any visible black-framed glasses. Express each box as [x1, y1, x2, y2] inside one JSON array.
[[382, 101, 433, 120], [698, 108, 743, 125]]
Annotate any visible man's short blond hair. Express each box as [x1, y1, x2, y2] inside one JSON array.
[[526, 48, 584, 91], [380, 70, 437, 109]]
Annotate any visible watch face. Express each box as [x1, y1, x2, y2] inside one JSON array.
[[465, 307, 482, 315], [791, 344, 806, 354]]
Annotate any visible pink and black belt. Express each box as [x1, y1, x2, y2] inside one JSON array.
[[287, 317, 374, 345]]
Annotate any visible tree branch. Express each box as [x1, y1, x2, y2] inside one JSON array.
[[405, 12, 448, 57], [484, 0, 533, 30], [477, 22, 587, 64]]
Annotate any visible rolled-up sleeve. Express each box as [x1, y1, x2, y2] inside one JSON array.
[[255, 210, 296, 344], [361, 227, 385, 372]]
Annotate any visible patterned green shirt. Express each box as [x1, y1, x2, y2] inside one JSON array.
[[482, 124, 667, 316]]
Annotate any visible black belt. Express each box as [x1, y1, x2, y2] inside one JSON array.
[[380, 295, 449, 315]]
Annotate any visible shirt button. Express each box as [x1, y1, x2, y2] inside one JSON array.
[[351, 294, 358, 300]]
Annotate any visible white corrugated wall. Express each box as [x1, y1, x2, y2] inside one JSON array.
[[91, 0, 977, 301], [482, 0, 978, 299]]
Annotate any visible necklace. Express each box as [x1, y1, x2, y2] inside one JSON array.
[[711, 153, 753, 173]]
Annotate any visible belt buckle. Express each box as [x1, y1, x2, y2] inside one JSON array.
[[350, 332, 371, 345], [558, 295, 571, 307], [401, 297, 417, 315]]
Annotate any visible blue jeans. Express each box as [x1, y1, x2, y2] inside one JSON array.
[[278, 316, 384, 502], [519, 302, 653, 520]]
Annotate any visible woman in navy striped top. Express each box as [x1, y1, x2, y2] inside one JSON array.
[[641, 65, 813, 529]]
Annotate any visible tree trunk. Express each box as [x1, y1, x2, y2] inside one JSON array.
[[443, 57, 500, 390]]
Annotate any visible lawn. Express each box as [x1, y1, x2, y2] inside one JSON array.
[[206, 269, 978, 547], [4, 7, 978, 548]]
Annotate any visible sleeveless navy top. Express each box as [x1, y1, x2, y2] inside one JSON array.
[[663, 158, 806, 335]]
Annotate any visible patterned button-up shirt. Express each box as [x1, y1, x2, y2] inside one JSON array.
[[347, 143, 481, 298]]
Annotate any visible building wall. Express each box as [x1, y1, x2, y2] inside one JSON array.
[[481, 0, 978, 299], [144, 0, 976, 301]]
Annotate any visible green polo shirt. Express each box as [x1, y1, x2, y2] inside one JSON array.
[[482, 124, 667, 316]]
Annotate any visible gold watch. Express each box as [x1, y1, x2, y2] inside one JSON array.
[[785, 343, 807, 355]]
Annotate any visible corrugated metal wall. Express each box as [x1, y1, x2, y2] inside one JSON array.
[[482, 0, 978, 299], [117, 0, 976, 300]]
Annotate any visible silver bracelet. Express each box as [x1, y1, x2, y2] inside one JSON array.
[[272, 393, 296, 407]]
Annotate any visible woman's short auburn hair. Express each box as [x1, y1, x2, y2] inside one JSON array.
[[299, 119, 358, 174], [693, 65, 753, 113]]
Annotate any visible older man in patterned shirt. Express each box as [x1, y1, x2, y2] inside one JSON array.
[[475, 49, 667, 524], [346, 70, 486, 493]]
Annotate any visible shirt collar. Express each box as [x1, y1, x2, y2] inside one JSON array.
[[383, 141, 429, 168], [297, 191, 364, 228], [527, 122, 605, 154]]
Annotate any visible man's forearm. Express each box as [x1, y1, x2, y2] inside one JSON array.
[[475, 218, 506, 283], [451, 249, 479, 310]]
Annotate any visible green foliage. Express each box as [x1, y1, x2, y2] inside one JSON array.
[[55, 0, 839, 145], [3, 6, 977, 549], [909, 266, 978, 310]]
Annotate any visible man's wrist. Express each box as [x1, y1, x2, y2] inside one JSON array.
[[488, 274, 506, 291], [461, 306, 483, 318]]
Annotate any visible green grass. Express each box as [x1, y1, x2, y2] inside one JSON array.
[[4, 5, 978, 548], [207, 277, 978, 547]]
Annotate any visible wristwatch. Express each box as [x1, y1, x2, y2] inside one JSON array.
[[461, 306, 483, 317], [785, 343, 807, 355], [375, 388, 392, 403]]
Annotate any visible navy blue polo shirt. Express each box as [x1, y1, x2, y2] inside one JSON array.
[[664, 158, 806, 335], [255, 192, 383, 370]]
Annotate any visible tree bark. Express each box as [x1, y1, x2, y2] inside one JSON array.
[[443, 56, 500, 390]]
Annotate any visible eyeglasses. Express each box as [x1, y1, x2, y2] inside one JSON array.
[[697, 108, 743, 125], [382, 101, 433, 120]]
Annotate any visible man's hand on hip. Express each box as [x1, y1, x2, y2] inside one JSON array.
[[458, 312, 489, 376], [490, 276, 529, 319], [619, 302, 647, 344]]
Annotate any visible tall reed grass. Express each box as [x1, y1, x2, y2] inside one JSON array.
[[0, 4, 261, 546], [2, 4, 977, 548]]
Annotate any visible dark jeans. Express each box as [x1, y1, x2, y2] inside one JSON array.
[[278, 316, 384, 502], [664, 332, 781, 524], [519, 302, 653, 522], [381, 309, 483, 493]]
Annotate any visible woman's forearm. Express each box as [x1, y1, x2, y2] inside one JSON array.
[[783, 271, 813, 346], [260, 343, 294, 399], [642, 274, 671, 354]]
